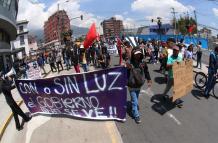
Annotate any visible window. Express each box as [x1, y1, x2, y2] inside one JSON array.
[[19, 26, 24, 33], [20, 35, 25, 45]]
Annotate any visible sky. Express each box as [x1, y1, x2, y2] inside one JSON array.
[[17, 0, 218, 35]]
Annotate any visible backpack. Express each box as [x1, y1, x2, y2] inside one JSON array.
[[128, 67, 145, 88]]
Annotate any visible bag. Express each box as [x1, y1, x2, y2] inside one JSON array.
[[128, 68, 145, 88]]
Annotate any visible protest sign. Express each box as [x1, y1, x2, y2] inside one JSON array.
[[107, 45, 118, 55], [173, 60, 193, 102], [15, 67, 127, 121], [27, 61, 42, 79]]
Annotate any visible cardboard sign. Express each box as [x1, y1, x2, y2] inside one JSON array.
[[173, 60, 193, 102]]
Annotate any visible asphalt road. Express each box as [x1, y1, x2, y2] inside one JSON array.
[[113, 52, 218, 143]]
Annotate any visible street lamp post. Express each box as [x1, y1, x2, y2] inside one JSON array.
[[152, 17, 162, 41], [56, 0, 70, 47]]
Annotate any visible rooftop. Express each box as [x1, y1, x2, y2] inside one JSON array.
[[17, 20, 29, 25]]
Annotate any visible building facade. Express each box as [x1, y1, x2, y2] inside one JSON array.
[[28, 35, 38, 55], [0, 0, 20, 72], [199, 27, 212, 39], [11, 20, 29, 59], [102, 17, 124, 38], [44, 10, 70, 48]]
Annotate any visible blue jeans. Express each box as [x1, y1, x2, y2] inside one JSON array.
[[65, 58, 70, 70], [130, 90, 140, 118], [204, 72, 216, 96], [82, 64, 88, 72]]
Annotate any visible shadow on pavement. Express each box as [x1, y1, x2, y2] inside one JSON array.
[[31, 112, 125, 123], [150, 94, 176, 115], [154, 77, 167, 85], [191, 89, 204, 100], [126, 101, 134, 119], [42, 71, 51, 78]]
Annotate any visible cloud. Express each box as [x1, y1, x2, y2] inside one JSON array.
[[131, 0, 195, 20], [213, 8, 218, 17], [17, 0, 48, 30], [114, 14, 136, 28], [17, 0, 100, 30]]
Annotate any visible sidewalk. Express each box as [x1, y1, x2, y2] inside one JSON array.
[[0, 63, 123, 143]]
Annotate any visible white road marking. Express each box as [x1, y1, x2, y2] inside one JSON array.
[[140, 89, 182, 125]]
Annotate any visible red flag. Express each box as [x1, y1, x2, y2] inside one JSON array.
[[84, 23, 97, 49], [188, 25, 196, 33]]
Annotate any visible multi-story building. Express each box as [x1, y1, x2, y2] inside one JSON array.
[[0, 0, 20, 72], [101, 17, 124, 38], [28, 35, 38, 55], [44, 10, 71, 48], [199, 27, 212, 39], [11, 20, 29, 59]]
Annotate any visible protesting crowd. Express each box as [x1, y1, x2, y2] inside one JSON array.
[[0, 33, 218, 131]]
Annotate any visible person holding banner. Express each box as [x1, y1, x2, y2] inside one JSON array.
[[126, 48, 152, 124], [162, 45, 183, 107], [1, 75, 31, 131]]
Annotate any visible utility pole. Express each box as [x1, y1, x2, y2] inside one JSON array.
[[194, 10, 199, 37], [171, 8, 177, 35]]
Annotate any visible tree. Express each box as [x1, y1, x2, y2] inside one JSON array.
[[173, 16, 197, 35]]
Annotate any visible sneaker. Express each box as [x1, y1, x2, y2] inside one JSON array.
[[134, 116, 141, 124]]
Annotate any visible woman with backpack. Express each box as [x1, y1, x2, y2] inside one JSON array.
[[126, 48, 152, 124]]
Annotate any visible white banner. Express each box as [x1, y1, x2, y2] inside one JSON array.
[[27, 61, 42, 79], [107, 45, 118, 55]]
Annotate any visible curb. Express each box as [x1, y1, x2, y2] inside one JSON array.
[[0, 100, 23, 141]]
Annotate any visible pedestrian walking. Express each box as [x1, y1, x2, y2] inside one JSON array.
[[48, 53, 57, 72], [37, 54, 46, 74], [162, 46, 183, 107], [1, 74, 31, 131], [126, 48, 152, 124], [195, 44, 202, 69], [71, 44, 81, 73], [204, 46, 218, 98], [80, 45, 89, 72], [56, 50, 64, 72], [185, 44, 194, 59]]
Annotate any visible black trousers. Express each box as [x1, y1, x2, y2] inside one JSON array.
[[50, 63, 57, 72], [9, 101, 29, 128], [56, 61, 63, 72]]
